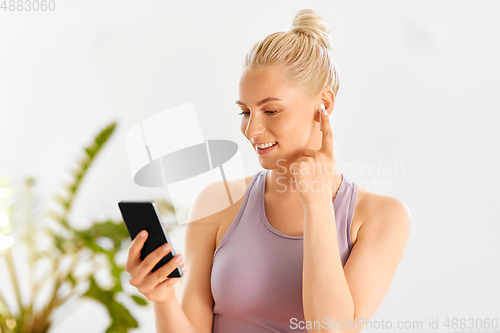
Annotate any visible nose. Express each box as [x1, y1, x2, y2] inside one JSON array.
[[243, 114, 265, 143]]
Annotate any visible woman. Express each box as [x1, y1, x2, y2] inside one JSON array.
[[126, 9, 411, 333]]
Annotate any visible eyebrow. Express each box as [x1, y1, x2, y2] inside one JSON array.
[[235, 97, 283, 107]]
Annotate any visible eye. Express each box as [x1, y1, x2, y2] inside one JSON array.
[[238, 110, 280, 116]]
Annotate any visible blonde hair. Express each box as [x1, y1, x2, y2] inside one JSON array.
[[243, 9, 340, 100]]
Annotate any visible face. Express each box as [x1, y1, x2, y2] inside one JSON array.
[[236, 65, 322, 170]]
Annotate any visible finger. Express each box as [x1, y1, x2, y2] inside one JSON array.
[[289, 160, 304, 176], [319, 108, 322, 131], [320, 109, 333, 155], [301, 148, 316, 157], [137, 243, 173, 281], [127, 229, 148, 271], [158, 264, 186, 288], [150, 253, 183, 284]]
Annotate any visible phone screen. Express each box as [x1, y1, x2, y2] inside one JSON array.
[[118, 200, 182, 278]]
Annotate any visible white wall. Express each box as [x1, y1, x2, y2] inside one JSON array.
[[1, 1, 499, 332]]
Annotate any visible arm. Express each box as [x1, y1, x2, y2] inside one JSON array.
[[153, 182, 225, 333], [153, 298, 198, 333], [302, 195, 412, 333]]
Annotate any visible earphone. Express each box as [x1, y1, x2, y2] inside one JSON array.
[[318, 103, 326, 113]]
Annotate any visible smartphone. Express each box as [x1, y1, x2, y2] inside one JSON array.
[[118, 200, 182, 278]]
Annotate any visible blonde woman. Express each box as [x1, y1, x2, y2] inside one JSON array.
[[126, 9, 411, 333]]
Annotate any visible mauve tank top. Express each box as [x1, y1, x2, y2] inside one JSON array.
[[210, 169, 358, 333]]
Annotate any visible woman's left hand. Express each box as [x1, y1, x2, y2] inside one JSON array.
[[290, 107, 336, 206]]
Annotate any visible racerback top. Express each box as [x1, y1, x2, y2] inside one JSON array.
[[210, 169, 358, 332]]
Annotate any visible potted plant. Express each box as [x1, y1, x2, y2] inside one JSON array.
[[0, 122, 179, 333]]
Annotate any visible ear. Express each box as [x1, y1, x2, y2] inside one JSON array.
[[320, 86, 335, 115]]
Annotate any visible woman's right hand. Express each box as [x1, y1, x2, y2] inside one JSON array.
[[125, 230, 186, 304]]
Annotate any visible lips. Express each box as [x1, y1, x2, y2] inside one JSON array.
[[256, 142, 278, 155]]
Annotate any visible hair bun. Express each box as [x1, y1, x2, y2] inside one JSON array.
[[288, 9, 332, 50]]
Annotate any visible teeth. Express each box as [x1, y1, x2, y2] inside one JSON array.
[[257, 142, 277, 149]]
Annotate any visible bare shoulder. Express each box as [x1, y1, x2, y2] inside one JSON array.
[[187, 174, 256, 226], [356, 189, 412, 234], [186, 175, 253, 225]]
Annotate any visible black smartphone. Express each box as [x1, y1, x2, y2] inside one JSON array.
[[118, 200, 182, 278]]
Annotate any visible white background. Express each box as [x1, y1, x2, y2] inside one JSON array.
[[1, 1, 499, 332]]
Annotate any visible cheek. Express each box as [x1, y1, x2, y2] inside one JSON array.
[[278, 114, 302, 133], [279, 114, 311, 146]]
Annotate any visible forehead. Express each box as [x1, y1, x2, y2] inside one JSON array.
[[238, 66, 294, 103]]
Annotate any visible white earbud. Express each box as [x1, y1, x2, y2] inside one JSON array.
[[318, 103, 326, 113]]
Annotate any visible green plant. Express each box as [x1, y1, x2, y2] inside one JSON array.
[[0, 121, 178, 333]]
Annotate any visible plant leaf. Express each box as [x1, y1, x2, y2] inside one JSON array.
[[131, 295, 148, 306], [68, 273, 76, 287]]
